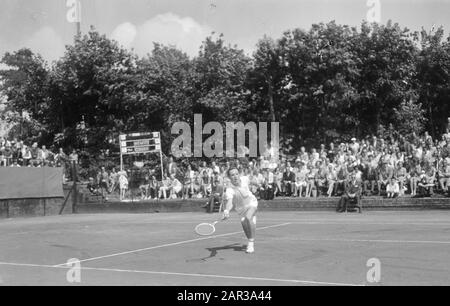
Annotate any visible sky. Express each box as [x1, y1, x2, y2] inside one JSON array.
[[0, 0, 449, 64]]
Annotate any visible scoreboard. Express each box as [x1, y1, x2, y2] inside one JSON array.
[[119, 132, 161, 155]]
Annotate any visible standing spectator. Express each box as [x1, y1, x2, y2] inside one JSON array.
[[69, 149, 79, 164], [68, 149, 79, 181], [362, 155, 377, 195], [118, 170, 129, 201], [139, 173, 151, 200], [22, 146, 32, 167], [3, 142, 12, 166], [183, 164, 195, 198], [349, 138, 359, 154], [166, 156, 178, 177], [30, 142, 39, 166], [327, 142, 337, 162], [0, 143, 5, 166], [149, 175, 159, 199], [273, 168, 283, 197], [99, 167, 110, 194], [39, 145, 50, 165], [325, 164, 337, 197], [108, 168, 119, 193]]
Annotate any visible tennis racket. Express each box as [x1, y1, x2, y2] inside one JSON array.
[[195, 218, 224, 236]]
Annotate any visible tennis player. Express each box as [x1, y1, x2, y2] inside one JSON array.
[[222, 167, 258, 254]]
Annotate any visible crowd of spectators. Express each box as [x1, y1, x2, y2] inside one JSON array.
[[0, 137, 82, 169], [86, 125, 450, 201], [4, 121, 450, 202]]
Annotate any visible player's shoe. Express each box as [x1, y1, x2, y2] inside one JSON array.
[[246, 243, 254, 254]]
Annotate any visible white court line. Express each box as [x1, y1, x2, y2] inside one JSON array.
[[0, 261, 363, 286], [276, 237, 450, 245], [52, 222, 291, 267], [112, 221, 450, 226]]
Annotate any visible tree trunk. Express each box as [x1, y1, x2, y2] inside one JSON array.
[[267, 76, 276, 122]]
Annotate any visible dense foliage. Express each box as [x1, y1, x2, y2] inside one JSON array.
[[1, 21, 450, 158]]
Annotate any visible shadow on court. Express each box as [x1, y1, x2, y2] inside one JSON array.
[[186, 243, 246, 263]]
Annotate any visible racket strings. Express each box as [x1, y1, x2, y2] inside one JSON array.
[[195, 223, 216, 236]]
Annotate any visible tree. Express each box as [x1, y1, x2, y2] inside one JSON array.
[[48, 28, 138, 151], [0, 48, 50, 142], [193, 34, 252, 123], [415, 26, 450, 137], [394, 96, 427, 135], [352, 21, 418, 137]]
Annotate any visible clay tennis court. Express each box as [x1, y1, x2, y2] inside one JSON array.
[[1, 210, 450, 286]]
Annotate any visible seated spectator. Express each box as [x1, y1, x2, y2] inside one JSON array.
[[139, 174, 151, 200], [377, 163, 392, 196], [169, 173, 183, 199], [336, 174, 361, 213], [282, 166, 295, 196], [148, 175, 159, 199], [415, 171, 434, 198], [158, 175, 171, 199], [335, 162, 348, 195], [409, 163, 421, 196], [386, 178, 400, 198], [294, 163, 308, 197], [395, 161, 408, 196], [326, 164, 337, 197], [87, 177, 101, 195], [316, 161, 328, 196], [438, 159, 450, 196], [10, 159, 21, 167]]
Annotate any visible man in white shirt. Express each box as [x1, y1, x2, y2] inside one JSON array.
[[223, 167, 259, 254]]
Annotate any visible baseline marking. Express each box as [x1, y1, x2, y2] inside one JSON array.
[[52, 222, 291, 267], [0, 261, 363, 286]]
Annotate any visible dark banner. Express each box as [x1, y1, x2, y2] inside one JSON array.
[[0, 167, 64, 200]]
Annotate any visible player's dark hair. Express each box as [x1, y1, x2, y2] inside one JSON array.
[[227, 166, 239, 177]]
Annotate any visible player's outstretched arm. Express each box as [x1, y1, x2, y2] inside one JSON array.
[[223, 191, 233, 220]]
